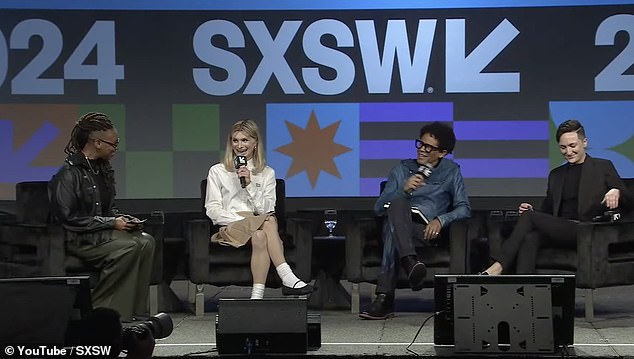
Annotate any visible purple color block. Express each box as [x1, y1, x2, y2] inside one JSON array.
[[360, 177, 385, 196], [360, 102, 453, 122], [361, 159, 548, 184], [361, 140, 415, 159], [453, 121, 549, 140], [454, 158, 548, 178]]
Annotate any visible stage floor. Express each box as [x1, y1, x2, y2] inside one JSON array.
[[151, 281, 634, 358]]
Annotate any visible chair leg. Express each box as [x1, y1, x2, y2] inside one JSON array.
[[584, 289, 594, 322], [149, 284, 159, 315], [351, 283, 360, 314], [195, 284, 205, 317], [187, 281, 196, 304]]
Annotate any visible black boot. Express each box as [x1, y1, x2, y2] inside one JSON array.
[[359, 293, 394, 320], [401, 255, 427, 291]]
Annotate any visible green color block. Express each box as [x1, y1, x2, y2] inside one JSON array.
[[125, 151, 173, 198], [610, 134, 634, 162], [172, 104, 220, 151], [80, 104, 126, 151]]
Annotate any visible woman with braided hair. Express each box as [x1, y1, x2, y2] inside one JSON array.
[[49, 112, 155, 322]]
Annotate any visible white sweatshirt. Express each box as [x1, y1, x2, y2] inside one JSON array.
[[204, 160, 276, 226]]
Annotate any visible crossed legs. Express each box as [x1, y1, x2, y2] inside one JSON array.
[[250, 216, 284, 283], [249, 216, 312, 298], [485, 211, 577, 275]]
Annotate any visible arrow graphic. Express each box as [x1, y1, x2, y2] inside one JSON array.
[[0, 120, 61, 183], [446, 18, 520, 93]]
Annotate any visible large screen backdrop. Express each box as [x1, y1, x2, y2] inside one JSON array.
[[1, 5, 633, 199]]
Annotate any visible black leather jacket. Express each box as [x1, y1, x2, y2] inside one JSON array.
[[49, 152, 118, 245]]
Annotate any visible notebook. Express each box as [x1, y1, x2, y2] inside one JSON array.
[[383, 202, 429, 224]]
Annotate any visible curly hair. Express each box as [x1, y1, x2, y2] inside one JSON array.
[[64, 112, 116, 189], [419, 122, 456, 153]]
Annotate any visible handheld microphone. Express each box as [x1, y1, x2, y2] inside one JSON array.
[[233, 155, 248, 188], [408, 164, 433, 195], [417, 164, 433, 179]]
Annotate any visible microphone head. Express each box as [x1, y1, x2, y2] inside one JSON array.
[[234, 155, 247, 169], [417, 164, 433, 178]]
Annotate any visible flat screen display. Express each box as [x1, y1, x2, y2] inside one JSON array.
[[1, 1, 632, 199]]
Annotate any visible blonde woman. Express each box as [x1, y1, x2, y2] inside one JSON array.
[[205, 119, 314, 299]]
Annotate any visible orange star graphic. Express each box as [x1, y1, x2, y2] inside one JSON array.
[[275, 110, 352, 188]]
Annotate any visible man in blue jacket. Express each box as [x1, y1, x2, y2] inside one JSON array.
[[360, 122, 471, 320]]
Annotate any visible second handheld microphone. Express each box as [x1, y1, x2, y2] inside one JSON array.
[[234, 155, 248, 188]]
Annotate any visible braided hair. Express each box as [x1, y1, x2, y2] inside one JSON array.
[[64, 112, 116, 189]]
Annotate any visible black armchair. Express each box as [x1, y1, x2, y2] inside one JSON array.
[[0, 181, 164, 314], [487, 178, 634, 321], [345, 181, 482, 313], [186, 179, 312, 316], [0, 182, 64, 278]]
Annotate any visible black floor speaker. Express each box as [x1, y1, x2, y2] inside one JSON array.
[[215, 298, 320, 355], [0, 276, 92, 345]]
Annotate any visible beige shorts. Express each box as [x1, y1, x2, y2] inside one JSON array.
[[210, 211, 274, 248]]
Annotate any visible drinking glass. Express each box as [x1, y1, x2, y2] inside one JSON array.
[[324, 209, 338, 237]]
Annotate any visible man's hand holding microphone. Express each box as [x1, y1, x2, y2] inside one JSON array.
[[403, 162, 442, 240], [404, 163, 433, 194], [234, 155, 250, 188]]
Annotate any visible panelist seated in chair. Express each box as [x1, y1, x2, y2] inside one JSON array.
[[49, 112, 155, 322], [205, 119, 314, 299], [360, 122, 471, 320], [483, 119, 632, 275]]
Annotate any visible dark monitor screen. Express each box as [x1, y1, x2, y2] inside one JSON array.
[[0, 276, 92, 345], [434, 274, 575, 354]]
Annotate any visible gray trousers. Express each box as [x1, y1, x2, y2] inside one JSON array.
[[67, 230, 155, 321]]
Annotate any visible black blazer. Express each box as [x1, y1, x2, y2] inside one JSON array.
[[541, 155, 630, 221]]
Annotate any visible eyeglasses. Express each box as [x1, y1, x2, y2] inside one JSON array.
[[415, 139, 441, 152], [94, 137, 120, 149]]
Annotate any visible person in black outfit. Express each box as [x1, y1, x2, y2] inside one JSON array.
[[483, 119, 631, 275], [49, 112, 155, 321]]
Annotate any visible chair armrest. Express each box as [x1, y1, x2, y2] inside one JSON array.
[[0, 222, 66, 276], [286, 217, 312, 281], [448, 219, 469, 273], [576, 220, 634, 287], [185, 218, 212, 283], [345, 216, 378, 282]]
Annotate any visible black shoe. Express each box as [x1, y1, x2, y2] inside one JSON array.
[[282, 281, 315, 296], [359, 294, 394, 320], [478, 271, 489, 275], [408, 261, 427, 291]]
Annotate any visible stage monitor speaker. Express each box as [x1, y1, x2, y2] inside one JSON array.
[[0, 276, 92, 345], [434, 275, 575, 355], [215, 298, 319, 355]]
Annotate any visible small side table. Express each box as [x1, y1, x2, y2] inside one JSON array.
[[308, 235, 351, 310]]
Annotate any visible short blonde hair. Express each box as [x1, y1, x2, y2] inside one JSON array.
[[222, 119, 266, 173]]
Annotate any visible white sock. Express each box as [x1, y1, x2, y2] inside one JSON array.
[[276, 263, 306, 288], [250, 283, 265, 299]]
